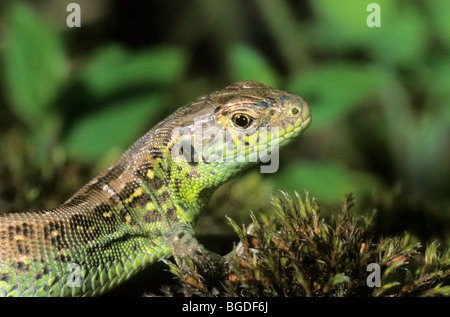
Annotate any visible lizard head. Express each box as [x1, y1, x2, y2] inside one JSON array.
[[208, 81, 311, 168], [171, 81, 311, 173], [167, 81, 311, 215]]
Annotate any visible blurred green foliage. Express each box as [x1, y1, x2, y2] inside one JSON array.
[[0, 0, 449, 247], [2, 4, 188, 162]]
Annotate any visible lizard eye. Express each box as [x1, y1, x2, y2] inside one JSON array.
[[232, 114, 254, 129]]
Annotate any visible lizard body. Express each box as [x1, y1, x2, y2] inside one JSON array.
[[0, 81, 311, 296]]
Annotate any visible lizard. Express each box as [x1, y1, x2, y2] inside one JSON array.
[[0, 81, 311, 296]]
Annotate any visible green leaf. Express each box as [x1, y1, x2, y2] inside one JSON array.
[[2, 3, 67, 128], [427, 58, 450, 108], [63, 93, 166, 161], [61, 45, 187, 162], [368, 4, 427, 67], [427, 1, 450, 50], [287, 64, 381, 130], [79, 45, 188, 99], [309, 0, 369, 48], [310, 0, 427, 66], [229, 44, 280, 87]]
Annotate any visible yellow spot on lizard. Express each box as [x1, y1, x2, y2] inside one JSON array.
[[124, 188, 143, 204]]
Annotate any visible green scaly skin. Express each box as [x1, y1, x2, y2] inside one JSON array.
[[0, 81, 311, 296]]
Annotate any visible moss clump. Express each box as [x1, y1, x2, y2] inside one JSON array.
[[167, 192, 450, 297]]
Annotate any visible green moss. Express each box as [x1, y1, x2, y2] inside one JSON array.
[[169, 192, 449, 297]]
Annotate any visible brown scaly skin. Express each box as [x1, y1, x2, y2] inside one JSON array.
[[0, 81, 311, 296]]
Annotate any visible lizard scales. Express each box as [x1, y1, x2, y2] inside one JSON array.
[[0, 81, 311, 296]]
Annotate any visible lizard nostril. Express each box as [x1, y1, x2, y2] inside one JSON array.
[[291, 107, 299, 115]]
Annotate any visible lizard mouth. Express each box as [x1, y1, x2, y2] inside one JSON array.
[[278, 108, 311, 147]]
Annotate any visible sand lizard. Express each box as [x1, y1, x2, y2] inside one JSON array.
[[0, 81, 311, 296]]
